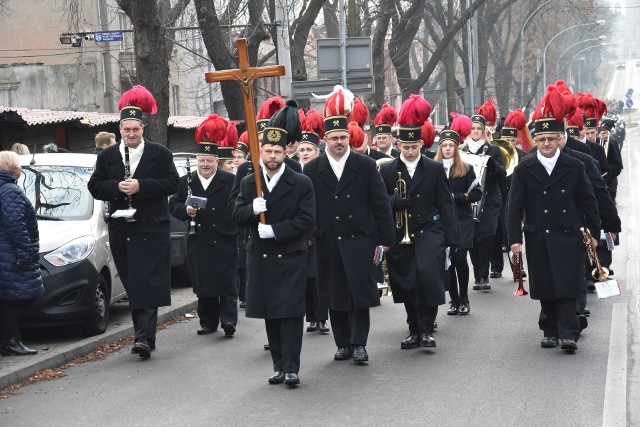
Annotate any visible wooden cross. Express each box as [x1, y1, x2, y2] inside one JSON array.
[[205, 38, 285, 224]]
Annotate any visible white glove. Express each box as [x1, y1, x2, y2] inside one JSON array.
[[253, 197, 267, 215], [258, 223, 276, 239]]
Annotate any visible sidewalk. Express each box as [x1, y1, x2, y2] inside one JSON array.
[[0, 286, 197, 390]]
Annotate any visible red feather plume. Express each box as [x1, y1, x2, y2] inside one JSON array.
[[351, 99, 370, 127], [450, 112, 472, 142], [304, 110, 325, 139], [505, 109, 527, 130], [595, 98, 608, 121], [195, 114, 228, 143], [555, 80, 571, 95], [398, 94, 432, 127], [220, 121, 238, 150], [532, 85, 566, 123], [577, 93, 598, 119], [118, 85, 157, 114], [257, 96, 285, 120], [239, 131, 249, 144], [298, 108, 307, 130], [321, 85, 355, 117], [476, 98, 497, 127], [567, 108, 584, 129], [374, 104, 398, 126], [348, 121, 365, 149], [421, 120, 436, 148]]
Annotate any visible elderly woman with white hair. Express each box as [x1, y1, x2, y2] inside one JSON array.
[[0, 151, 43, 356]]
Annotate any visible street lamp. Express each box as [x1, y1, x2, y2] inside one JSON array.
[[568, 44, 607, 91], [556, 36, 607, 79], [543, 20, 606, 88], [520, 0, 552, 105]]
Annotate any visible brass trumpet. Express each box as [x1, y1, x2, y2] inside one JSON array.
[[510, 251, 528, 296], [394, 172, 412, 245], [581, 227, 609, 282]]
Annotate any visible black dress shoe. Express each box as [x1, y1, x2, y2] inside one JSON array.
[[197, 326, 216, 335], [268, 371, 285, 384], [433, 321, 438, 330], [522, 271, 527, 278], [587, 281, 596, 291], [306, 322, 318, 332], [318, 321, 330, 334], [582, 308, 591, 316], [560, 339, 578, 352], [472, 279, 482, 290], [578, 314, 588, 332], [401, 334, 419, 349], [541, 336, 558, 348], [481, 279, 491, 290], [420, 333, 436, 347], [352, 346, 368, 363], [447, 300, 459, 315], [334, 347, 353, 360], [223, 323, 236, 337], [264, 344, 270, 350], [131, 340, 152, 359], [0, 338, 38, 356], [284, 373, 300, 385], [489, 271, 502, 278], [458, 299, 470, 315], [608, 269, 614, 276]]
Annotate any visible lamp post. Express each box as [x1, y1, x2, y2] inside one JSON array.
[[543, 20, 606, 88], [556, 36, 607, 80], [520, 0, 551, 105], [568, 43, 607, 89]]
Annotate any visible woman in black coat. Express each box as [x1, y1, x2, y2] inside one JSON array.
[[0, 151, 44, 356], [435, 131, 482, 315]]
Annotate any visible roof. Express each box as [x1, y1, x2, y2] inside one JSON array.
[[0, 106, 244, 129]]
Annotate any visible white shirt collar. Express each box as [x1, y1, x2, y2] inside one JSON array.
[[263, 162, 286, 193], [536, 148, 561, 175], [119, 138, 145, 176], [326, 147, 351, 180], [467, 138, 484, 154], [400, 154, 420, 178], [197, 169, 216, 190]]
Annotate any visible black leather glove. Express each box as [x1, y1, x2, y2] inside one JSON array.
[[448, 245, 458, 254], [393, 196, 411, 211]]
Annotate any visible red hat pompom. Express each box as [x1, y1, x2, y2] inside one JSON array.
[[220, 121, 238, 150], [567, 108, 585, 129], [577, 93, 598, 119], [374, 103, 398, 126], [239, 130, 249, 144], [595, 98, 608, 121], [450, 112, 472, 141], [258, 96, 286, 120], [505, 109, 527, 130], [195, 114, 228, 143], [118, 85, 158, 114], [348, 121, 365, 148], [320, 85, 355, 117], [304, 110, 325, 139], [532, 85, 566, 123], [352, 98, 370, 127], [421, 120, 436, 148], [476, 97, 497, 127], [398, 94, 432, 127]]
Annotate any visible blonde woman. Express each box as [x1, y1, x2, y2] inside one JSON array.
[[435, 130, 482, 315]]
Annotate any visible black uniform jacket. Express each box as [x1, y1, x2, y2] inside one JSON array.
[[380, 156, 459, 307], [598, 136, 623, 187], [169, 170, 237, 298], [232, 165, 315, 319], [586, 140, 610, 180], [448, 165, 483, 249], [303, 152, 395, 311], [507, 151, 600, 300], [463, 142, 506, 239], [365, 146, 389, 161], [566, 136, 592, 156], [88, 141, 179, 309]]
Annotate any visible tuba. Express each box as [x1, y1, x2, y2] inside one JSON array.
[[491, 138, 519, 176]]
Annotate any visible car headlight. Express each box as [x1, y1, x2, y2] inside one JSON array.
[[44, 235, 96, 266]]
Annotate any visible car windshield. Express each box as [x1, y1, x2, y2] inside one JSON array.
[[18, 165, 94, 220]]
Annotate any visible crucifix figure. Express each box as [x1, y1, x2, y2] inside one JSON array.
[[205, 38, 285, 224]]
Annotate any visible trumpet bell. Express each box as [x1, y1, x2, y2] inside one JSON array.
[[592, 266, 610, 282], [491, 138, 518, 176]]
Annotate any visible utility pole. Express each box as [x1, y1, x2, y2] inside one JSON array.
[[275, 0, 293, 97], [97, 0, 114, 112]]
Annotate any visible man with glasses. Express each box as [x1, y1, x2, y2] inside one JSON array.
[[508, 115, 600, 353], [303, 87, 394, 364]]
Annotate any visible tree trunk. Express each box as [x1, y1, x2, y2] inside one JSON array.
[[366, 0, 394, 114], [445, 0, 457, 115], [323, 0, 339, 38], [117, 0, 171, 146]]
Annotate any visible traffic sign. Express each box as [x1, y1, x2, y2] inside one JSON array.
[[626, 92, 632, 99], [626, 99, 633, 108], [94, 31, 124, 43], [627, 88, 634, 95]]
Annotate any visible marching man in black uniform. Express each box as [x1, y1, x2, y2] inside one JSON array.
[[379, 95, 458, 349], [169, 115, 238, 337], [233, 100, 315, 386], [304, 86, 395, 364], [508, 90, 600, 353], [88, 86, 179, 359]]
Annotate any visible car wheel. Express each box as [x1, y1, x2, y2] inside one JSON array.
[[82, 275, 110, 337]]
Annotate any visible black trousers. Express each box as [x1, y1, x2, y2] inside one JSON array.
[[329, 308, 370, 347], [449, 249, 470, 302], [265, 317, 304, 373], [490, 206, 507, 273], [305, 278, 328, 322], [576, 261, 588, 313], [470, 234, 495, 280], [0, 299, 35, 338], [198, 296, 238, 328], [237, 268, 246, 302], [404, 287, 438, 336], [131, 307, 158, 344], [539, 298, 580, 341]]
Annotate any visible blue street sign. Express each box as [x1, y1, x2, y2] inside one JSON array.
[[94, 31, 124, 43], [626, 99, 633, 108], [628, 88, 634, 95], [625, 92, 632, 99]]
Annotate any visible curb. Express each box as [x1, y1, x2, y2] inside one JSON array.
[[0, 299, 197, 390]]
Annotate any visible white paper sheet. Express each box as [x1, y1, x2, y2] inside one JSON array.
[[595, 279, 620, 299]]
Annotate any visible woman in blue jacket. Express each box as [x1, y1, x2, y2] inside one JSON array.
[[0, 150, 43, 356]]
